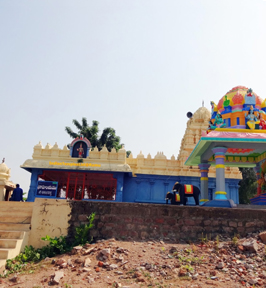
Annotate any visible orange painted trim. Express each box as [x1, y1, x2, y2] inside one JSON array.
[[214, 155, 225, 159]]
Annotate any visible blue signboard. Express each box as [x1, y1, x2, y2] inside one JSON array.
[[36, 181, 58, 198]]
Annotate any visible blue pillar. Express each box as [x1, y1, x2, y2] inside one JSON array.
[[198, 163, 211, 205], [113, 173, 124, 202], [212, 147, 227, 200], [27, 169, 43, 202]]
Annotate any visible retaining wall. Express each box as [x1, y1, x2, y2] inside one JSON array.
[[68, 201, 266, 242], [29, 199, 266, 248]]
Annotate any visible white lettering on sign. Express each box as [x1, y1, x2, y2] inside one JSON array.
[[37, 185, 57, 190]]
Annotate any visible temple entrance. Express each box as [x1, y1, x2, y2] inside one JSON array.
[[38, 170, 117, 200]]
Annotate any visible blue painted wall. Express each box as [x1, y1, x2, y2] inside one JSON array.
[[26, 168, 240, 204], [123, 173, 240, 205]]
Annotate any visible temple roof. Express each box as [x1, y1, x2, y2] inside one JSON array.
[[185, 129, 266, 167], [216, 86, 264, 111]]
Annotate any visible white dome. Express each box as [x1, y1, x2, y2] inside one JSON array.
[[0, 163, 9, 174], [192, 107, 211, 121], [0, 162, 10, 180]]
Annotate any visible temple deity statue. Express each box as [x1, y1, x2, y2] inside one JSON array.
[[209, 112, 226, 130], [245, 105, 260, 130], [210, 101, 218, 117], [245, 88, 256, 105], [77, 143, 84, 158], [259, 114, 266, 130]]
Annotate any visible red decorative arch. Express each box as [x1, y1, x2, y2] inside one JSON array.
[[70, 137, 91, 148]]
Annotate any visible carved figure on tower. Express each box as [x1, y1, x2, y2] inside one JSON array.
[[245, 88, 256, 105], [209, 112, 226, 130], [210, 101, 218, 119], [245, 105, 260, 130], [259, 114, 266, 130]]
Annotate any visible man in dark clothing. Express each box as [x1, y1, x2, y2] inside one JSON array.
[[10, 184, 23, 201]]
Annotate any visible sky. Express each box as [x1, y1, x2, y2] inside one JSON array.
[[1, 0, 266, 192]]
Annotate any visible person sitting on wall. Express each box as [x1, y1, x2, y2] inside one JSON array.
[[209, 112, 226, 130], [245, 105, 260, 130], [9, 184, 23, 202]]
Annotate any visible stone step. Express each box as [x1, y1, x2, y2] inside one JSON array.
[[0, 239, 18, 249], [0, 217, 31, 224], [0, 210, 33, 218], [0, 231, 25, 240], [0, 235, 28, 268], [0, 259, 6, 269], [0, 202, 33, 214], [0, 202, 34, 208], [0, 202, 33, 269], [0, 223, 31, 231], [0, 249, 10, 259]]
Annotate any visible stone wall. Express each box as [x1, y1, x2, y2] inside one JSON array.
[[28, 199, 266, 248], [68, 201, 266, 242]]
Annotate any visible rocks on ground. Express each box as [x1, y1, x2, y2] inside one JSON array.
[[2, 233, 266, 287]]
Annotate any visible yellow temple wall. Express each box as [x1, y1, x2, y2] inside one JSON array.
[[32, 142, 127, 164], [126, 153, 241, 179], [28, 105, 242, 181], [125, 106, 241, 180]]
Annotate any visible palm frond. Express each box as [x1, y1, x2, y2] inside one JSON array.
[[65, 127, 79, 139], [82, 117, 88, 129], [65, 119, 126, 153], [72, 119, 82, 131], [92, 120, 99, 127]]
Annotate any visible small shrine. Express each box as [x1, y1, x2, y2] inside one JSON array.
[[186, 86, 266, 207], [0, 159, 15, 201]]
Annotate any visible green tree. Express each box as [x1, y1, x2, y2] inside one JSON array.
[[238, 167, 257, 204], [65, 118, 124, 152]]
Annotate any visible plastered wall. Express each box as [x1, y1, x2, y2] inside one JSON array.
[[28, 198, 71, 248]]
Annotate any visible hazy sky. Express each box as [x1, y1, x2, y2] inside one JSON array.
[[1, 0, 266, 192]]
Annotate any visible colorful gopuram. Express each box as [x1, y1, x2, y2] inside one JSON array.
[[186, 86, 266, 207]]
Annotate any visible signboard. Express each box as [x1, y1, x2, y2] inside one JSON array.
[[36, 181, 58, 198]]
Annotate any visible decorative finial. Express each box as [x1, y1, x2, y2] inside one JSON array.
[[2, 158, 5, 163], [202, 100, 204, 107]]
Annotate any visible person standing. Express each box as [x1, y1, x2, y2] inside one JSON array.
[[10, 184, 23, 201]]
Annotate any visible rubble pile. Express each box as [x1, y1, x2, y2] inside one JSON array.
[[3, 232, 266, 287]]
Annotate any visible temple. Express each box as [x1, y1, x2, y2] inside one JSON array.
[[0, 159, 15, 201], [21, 104, 241, 205], [186, 86, 266, 207]]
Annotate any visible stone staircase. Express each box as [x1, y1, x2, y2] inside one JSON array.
[[0, 202, 33, 268]]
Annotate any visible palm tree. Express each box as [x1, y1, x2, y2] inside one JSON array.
[[65, 118, 123, 152]]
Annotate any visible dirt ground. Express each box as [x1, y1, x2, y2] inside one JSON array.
[[0, 235, 265, 288]]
